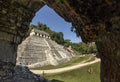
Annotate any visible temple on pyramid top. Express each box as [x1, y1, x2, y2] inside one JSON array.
[[30, 29, 50, 39]]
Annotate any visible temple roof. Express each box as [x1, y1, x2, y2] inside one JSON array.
[[31, 29, 49, 36]]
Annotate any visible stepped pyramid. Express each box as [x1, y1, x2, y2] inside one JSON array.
[[16, 29, 74, 68]]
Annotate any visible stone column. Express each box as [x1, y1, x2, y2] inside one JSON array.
[[48, 36, 50, 39], [30, 31, 35, 36], [46, 36, 48, 39], [0, 28, 20, 80], [40, 34, 42, 37], [37, 33, 39, 36], [0, 0, 44, 80], [0, 1, 21, 80], [43, 35, 45, 38]]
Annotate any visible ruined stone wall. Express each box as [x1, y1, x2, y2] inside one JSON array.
[[0, 0, 45, 81], [17, 29, 74, 68], [0, 0, 120, 81]]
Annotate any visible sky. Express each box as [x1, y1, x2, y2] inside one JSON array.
[[31, 5, 82, 43]]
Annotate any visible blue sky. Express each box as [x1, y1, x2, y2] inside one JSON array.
[[31, 5, 81, 43]]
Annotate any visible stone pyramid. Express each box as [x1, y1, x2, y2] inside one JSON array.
[[16, 29, 74, 68]]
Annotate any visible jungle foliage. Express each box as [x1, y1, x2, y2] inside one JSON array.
[[29, 22, 97, 54]]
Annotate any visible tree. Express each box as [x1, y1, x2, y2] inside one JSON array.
[[51, 32, 64, 45], [64, 39, 71, 47], [62, 1, 120, 82], [28, 23, 65, 45], [58, 32, 64, 45], [71, 42, 97, 54]]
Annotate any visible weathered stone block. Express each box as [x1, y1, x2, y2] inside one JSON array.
[[17, 29, 74, 68]]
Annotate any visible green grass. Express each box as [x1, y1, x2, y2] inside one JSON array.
[[45, 62, 100, 82], [31, 55, 94, 70], [84, 56, 95, 63]]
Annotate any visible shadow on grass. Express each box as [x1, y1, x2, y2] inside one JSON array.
[[51, 79, 64, 82]]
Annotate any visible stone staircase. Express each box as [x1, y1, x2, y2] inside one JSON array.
[[46, 39, 63, 59], [17, 36, 49, 66], [46, 39, 72, 64], [17, 29, 74, 68]]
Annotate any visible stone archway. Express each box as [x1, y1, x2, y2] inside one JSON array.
[[0, 0, 120, 82]]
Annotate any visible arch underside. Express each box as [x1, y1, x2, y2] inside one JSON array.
[[0, 0, 120, 82], [1, 0, 119, 42]]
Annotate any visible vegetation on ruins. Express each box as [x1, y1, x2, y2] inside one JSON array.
[[29, 22, 64, 45], [28, 23, 97, 55], [1, 0, 119, 81]]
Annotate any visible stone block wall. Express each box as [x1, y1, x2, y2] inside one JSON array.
[[17, 29, 74, 68]]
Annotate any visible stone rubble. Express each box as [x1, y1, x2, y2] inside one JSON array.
[[0, 65, 50, 82]]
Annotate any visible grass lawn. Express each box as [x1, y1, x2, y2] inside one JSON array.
[[45, 62, 100, 82], [31, 55, 94, 70]]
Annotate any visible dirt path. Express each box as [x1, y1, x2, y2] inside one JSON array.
[[31, 58, 100, 75]]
